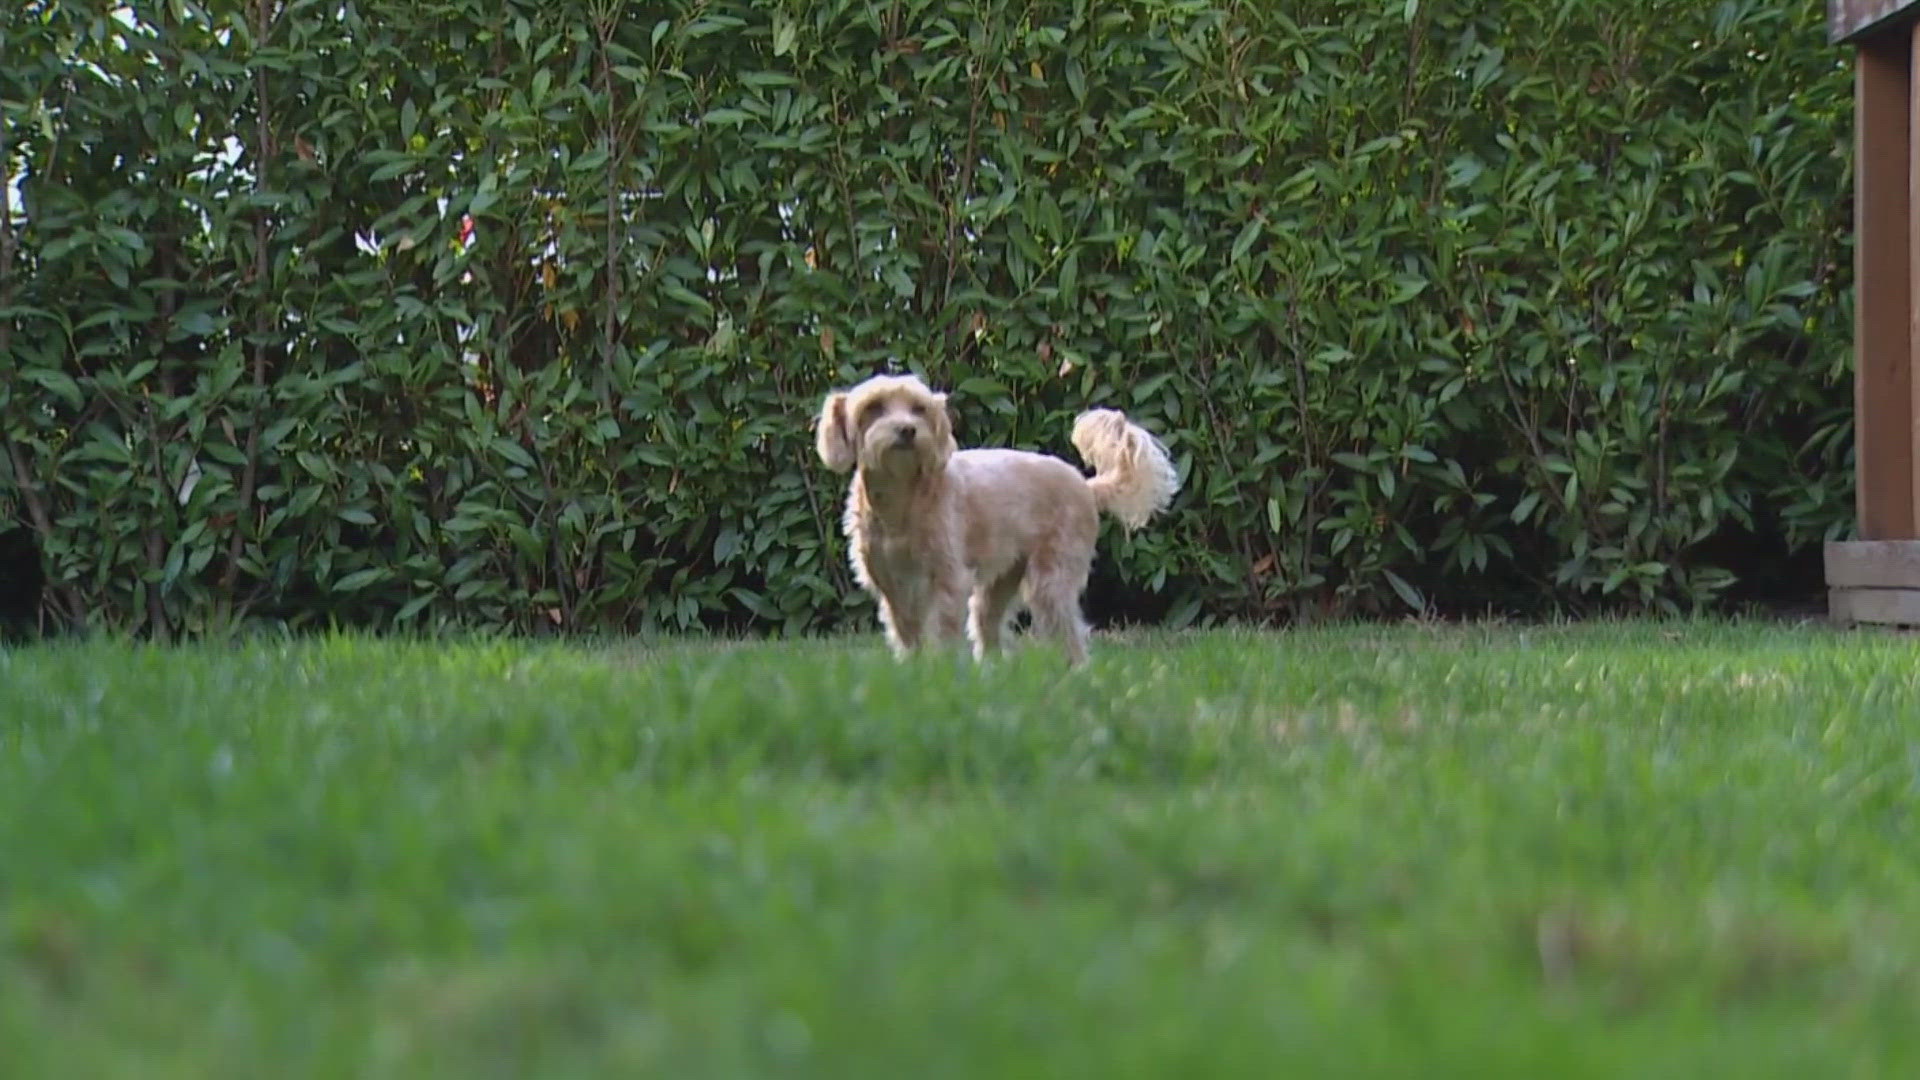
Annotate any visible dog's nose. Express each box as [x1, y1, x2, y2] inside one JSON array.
[[894, 426, 916, 445]]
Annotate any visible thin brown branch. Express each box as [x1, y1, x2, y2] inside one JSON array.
[[596, 2, 625, 373], [941, 48, 987, 316], [0, 79, 82, 626], [225, 0, 277, 594]]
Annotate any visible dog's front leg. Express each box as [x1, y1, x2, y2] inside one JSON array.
[[876, 594, 924, 659], [929, 584, 970, 649], [881, 596, 969, 661]]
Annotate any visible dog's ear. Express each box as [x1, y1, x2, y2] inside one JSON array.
[[930, 391, 958, 466], [816, 391, 857, 472]]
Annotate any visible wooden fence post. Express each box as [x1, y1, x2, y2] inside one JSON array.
[[1827, 2, 1920, 624]]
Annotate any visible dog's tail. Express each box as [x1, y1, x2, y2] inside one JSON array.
[[1070, 409, 1180, 531]]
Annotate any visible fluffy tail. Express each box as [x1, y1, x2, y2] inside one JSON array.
[[1070, 409, 1181, 531]]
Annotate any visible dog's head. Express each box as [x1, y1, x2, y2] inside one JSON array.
[[815, 373, 955, 477]]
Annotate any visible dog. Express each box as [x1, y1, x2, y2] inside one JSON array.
[[814, 372, 1180, 666]]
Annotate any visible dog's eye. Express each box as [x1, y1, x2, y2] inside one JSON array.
[[909, 403, 927, 417], [858, 402, 880, 423]]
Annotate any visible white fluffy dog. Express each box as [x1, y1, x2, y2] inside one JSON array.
[[815, 372, 1180, 666]]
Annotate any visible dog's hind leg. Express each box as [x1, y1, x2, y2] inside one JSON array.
[[968, 565, 1025, 661], [1022, 554, 1093, 667]]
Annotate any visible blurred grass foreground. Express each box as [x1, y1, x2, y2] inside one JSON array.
[[4, 622, 1920, 1077]]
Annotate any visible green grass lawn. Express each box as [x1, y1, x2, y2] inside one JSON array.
[[4, 621, 1920, 1077]]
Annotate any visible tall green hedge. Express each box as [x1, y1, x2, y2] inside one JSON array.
[[0, 0, 1855, 637]]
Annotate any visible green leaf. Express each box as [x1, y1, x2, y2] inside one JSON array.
[[730, 587, 779, 620], [25, 368, 82, 409], [334, 568, 389, 592], [1230, 220, 1262, 264], [491, 438, 535, 469], [1383, 569, 1426, 612]]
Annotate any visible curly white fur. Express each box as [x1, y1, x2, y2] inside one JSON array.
[[815, 373, 1181, 666]]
